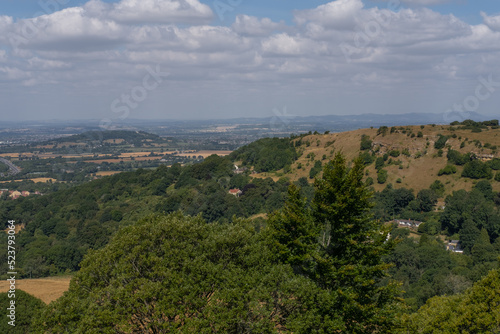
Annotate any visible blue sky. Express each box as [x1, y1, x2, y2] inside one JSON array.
[[0, 0, 499, 122], [1, 1, 498, 24]]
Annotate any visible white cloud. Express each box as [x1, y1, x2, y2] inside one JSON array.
[[232, 15, 287, 36], [481, 12, 500, 32], [109, 0, 213, 24], [294, 0, 364, 30]]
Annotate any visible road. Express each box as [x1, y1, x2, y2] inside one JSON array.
[[0, 157, 21, 175]]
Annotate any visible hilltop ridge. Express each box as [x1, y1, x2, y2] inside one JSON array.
[[250, 122, 500, 195]]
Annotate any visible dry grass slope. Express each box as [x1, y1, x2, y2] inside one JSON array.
[[256, 124, 500, 196]]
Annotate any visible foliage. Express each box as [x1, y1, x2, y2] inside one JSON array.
[[360, 134, 373, 150], [462, 160, 493, 179], [488, 158, 500, 170], [377, 126, 389, 136], [389, 150, 401, 157], [267, 153, 402, 332], [375, 156, 385, 170], [402, 269, 500, 333], [229, 137, 297, 172], [447, 149, 471, 166], [430, 180, 445, 197], [438, 164, 457, 176], [34, 213, 315, 333], [434, 135, 449, 149], [308, 160, 322, 179], [0, 290, 45, 334], [309, 153, 402, 332], [377, 169, 388, 184]]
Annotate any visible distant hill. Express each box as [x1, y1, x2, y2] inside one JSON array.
[[48, 130, 161, 145]]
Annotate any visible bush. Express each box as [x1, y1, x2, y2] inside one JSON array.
[[462, 160, 493, 179], [487, 158, 500, 170], [377, 126, 389, 136], [389, 150, 400, 157], [447, 150, 470, 166], [434, 135, 449, 149], [366, 177, 374, 186], [375, 157, 385, 170], [377, 169, 388, 184], [360, 135, 373, 151], [438, 165, 457, 176]]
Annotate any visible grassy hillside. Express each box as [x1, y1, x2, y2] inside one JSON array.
[[254, 123, 500, 195]]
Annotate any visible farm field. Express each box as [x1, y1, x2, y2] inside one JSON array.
[[0, 276, 72, 304], [175, 150, 232, 158]]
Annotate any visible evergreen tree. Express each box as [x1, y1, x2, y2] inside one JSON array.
[[459, 218, 481, 254], [310, 153, 402, 332], [266, 184, 316, 274]]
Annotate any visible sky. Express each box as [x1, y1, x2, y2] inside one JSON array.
[[0, 0, 499, 123]]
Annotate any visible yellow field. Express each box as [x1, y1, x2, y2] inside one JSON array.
[[0, 276, 72, 304], [104, 139, 125, 144], [96, 171, 122, 176], [30, 178, 57, 183], [119, 152, 157, 157], [175, 150, 232, 158]]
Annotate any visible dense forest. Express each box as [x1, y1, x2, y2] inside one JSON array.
[[1, 129, 500, 332]]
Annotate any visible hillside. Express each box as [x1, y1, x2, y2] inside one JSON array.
[[254, 122, 500, 195]]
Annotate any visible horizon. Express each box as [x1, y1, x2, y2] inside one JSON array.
[[0, 0, 499, 123]]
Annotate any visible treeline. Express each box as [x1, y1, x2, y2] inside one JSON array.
[[450, 119, 499, 131]]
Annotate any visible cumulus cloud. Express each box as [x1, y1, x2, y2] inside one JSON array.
[[232, 15, 287, 36], [109, 0, 213, 24], [294, 0, 364, 30], [481, 12, 500, 31]]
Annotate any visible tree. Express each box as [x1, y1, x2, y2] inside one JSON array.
[[377, 168, 388, 184], [0, 290, 45, 334], [471, 228, 496, 264], [309, 153, 402, 332], [462, 160, 493, 179], [402, 269, 500, 333], [460, 219, 481, 254], [434, 135, 448, 149], [266, 184, 316, 274], [416, 189, 438, 212], [33, 213, 315, 333]]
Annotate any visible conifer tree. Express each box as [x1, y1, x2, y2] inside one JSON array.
[[267, 152, 402, 333]]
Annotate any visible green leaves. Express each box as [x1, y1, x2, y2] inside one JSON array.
[[403, 269, 500, 333], [267, 152, 402, 332]]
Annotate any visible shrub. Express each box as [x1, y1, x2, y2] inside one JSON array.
[[434, 135, 448, 149], [438, 165, 457, 176], [389, 150, 400, 157], [377, 126, 389, 136], [377, 169, 388, 184], [462, 160, 493, 179], [360, 135, 373, 151]]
